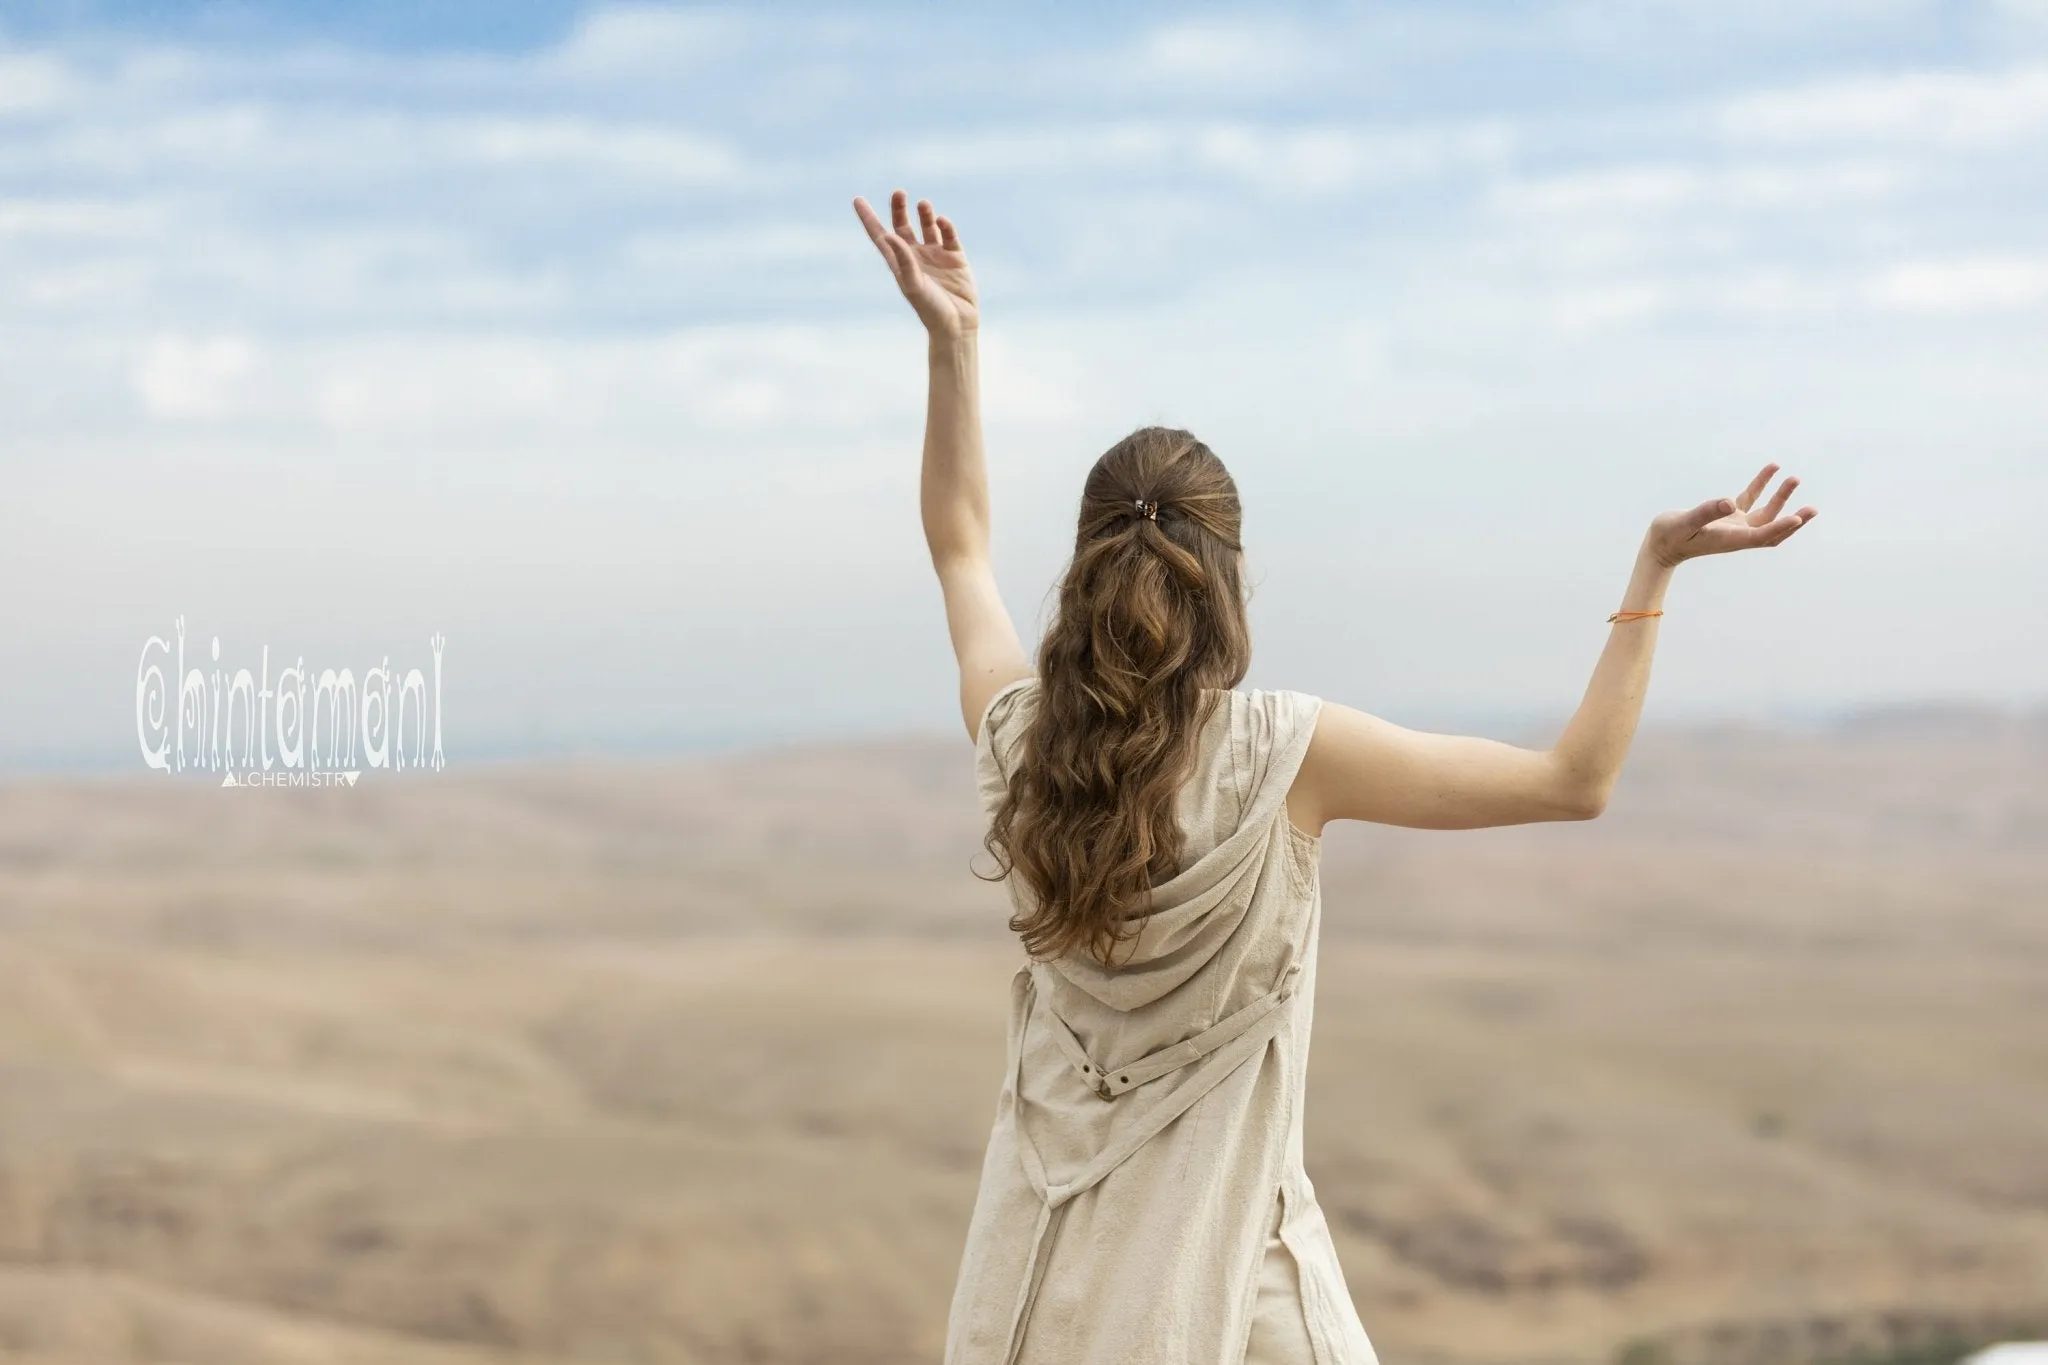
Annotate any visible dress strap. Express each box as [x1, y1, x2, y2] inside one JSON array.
[[1007, 963, 1303, 1207], [1032, 960, 1303, 1100]]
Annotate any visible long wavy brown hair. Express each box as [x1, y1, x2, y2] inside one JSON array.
[[979, 426, 1253, 967]]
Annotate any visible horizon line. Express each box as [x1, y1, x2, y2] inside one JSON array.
[[4, 689, 2041, 781]]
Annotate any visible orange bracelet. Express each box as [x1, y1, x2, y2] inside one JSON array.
[[1608, 609, 1663, 623]]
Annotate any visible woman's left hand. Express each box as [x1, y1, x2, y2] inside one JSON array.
[[853, 189, 979, 338], [1644, 463, 1818, 568]]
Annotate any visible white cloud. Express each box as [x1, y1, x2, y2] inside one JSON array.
[[1709, 269, 1854, 319], [1542, 281, 1672, 333], [1989, 0, 2048, 43], [1489, 159, 1907, 217], [438, 115, 739, 181], [1719, 64, 2048, 147], [900, 119, 1513, 193], [544, 4, 741, 77], [123, 318, 1084, 455], [0, 81, 742, 189], [0, 52, 70, 112], [897, 124, 1174, 179], [1333, 322, 1386, 384], [281, 324, 922, 440], [1133, 18, 1319, 91], [1553, 0, 1935, 44], [0, 198, 164, 239], [620, 224, 847, 272], [11, 258, 154, 307], [133, 333, 258, 420], [1193, 122, 1516, 194], [976, 330, 1097, 427], [151, 105, 270, 166], [1867, 254, 2048, 312]]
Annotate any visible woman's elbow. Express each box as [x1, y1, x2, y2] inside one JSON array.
[[1562, 782, 1610, 820], [1539, 753, 1609, 821]]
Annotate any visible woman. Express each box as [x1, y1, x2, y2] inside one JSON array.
[[851, 188, 1816, 1365]]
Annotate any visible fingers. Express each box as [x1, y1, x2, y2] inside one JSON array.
[[883, 231, 917, 281], [852, 197, 898, 275], [1753, 511, 1809, 547], [1690, 496, 1735, 529], [1752, 473, 1800, 525], [867, 188, 962, 254], [853, 195, 918, 287], [852, 195, 885, 240], [853, 195, 895, 258], [1734, 462, 1778, 514]]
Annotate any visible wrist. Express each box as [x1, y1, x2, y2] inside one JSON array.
[[1639, 528, 1685, 573], [1620, 541, 1675, 612], [928, 328, 978, 373]]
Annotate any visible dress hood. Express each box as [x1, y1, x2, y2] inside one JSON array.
[[974, 678, 1323, 1012]]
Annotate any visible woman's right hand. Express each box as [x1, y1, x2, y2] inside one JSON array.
[[1644, 463, 1818, 568], [852, 188, 979, 338]]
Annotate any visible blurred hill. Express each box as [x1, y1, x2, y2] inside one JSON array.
[[0, 705, 2042, 1365]]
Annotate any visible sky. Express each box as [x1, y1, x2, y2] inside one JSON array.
[[1, 0, 2045, 772]]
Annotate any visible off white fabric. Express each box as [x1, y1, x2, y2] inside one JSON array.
[[947, 676, 1381, 1365], [1246, 1187, 1321, 1365]]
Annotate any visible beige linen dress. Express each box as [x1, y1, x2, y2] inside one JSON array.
[[947, 676, 1381, 1365]]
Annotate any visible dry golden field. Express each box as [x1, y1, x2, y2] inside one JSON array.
[[0, 704, 2042, 1365]]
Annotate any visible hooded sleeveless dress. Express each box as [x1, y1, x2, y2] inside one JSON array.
[[947, 676, 1382, 1365]]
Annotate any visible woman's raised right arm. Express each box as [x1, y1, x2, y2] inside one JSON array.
[[852, 188, 1029, 742], [1287, 464, 1816, 834]]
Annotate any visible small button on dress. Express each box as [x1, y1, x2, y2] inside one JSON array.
[[947, 677, 1382, 1365]]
